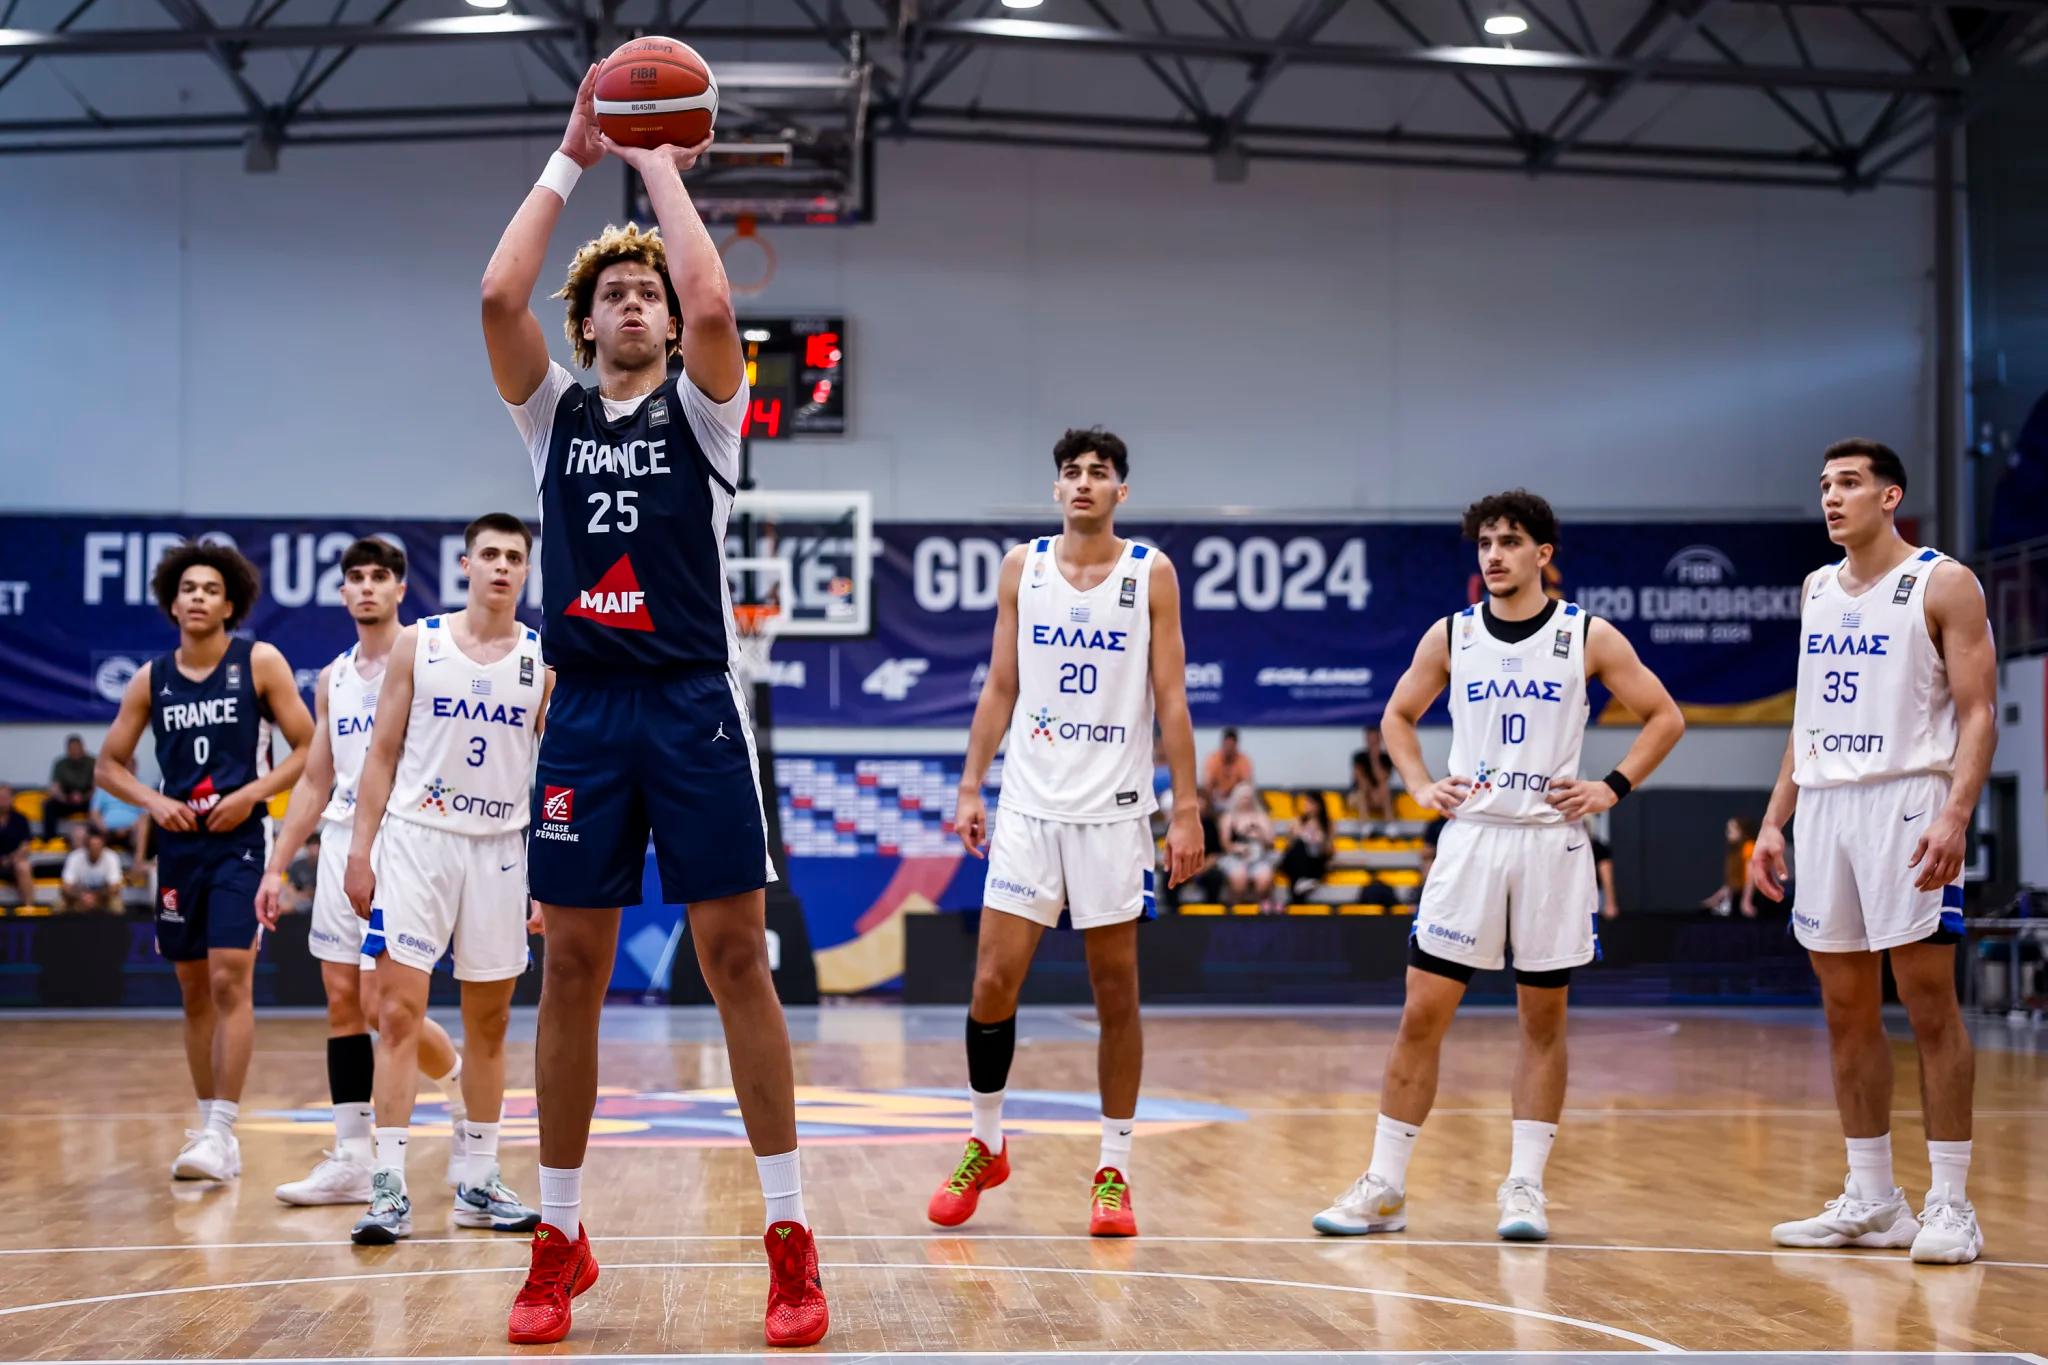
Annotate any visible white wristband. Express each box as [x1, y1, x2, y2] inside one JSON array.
[[537, 151, 583, 202]]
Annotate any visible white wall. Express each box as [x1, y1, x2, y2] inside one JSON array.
[[1, 137, 1934, 521]]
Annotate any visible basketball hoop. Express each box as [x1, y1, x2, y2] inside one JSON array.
[[732, 601, 781, 689], [717, 214, 777, 298]]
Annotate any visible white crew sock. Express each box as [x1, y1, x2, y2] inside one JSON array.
[[1845, 1132, 1895, 1201], [539, 1164, 582, 1234], [427, 1054, 466, 1122], [1927, 1138, 1972, 1203], [757, 1148, 807, 1229], [206, 1099, 239, 1138], [335, 1102, 375, 1165], [1098, 1115, 1134, 1176], [1367, 1113, 1421, 1191], [464, 1120, 501, 1187], [374, 1126, 409, 1188], [1508, 1119, 1558, 1186], [195, 1099, 214, 1132], [969, 1088, 1005, 1152]]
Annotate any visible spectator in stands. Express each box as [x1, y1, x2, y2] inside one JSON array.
[[1202, 727, 1255, 806], [59, 829, 125, 913], [1218, 783, 1281, 910], [1703, 817, 1757, 917], [0, 785, 35, 907], [1278, 793, 1333, 901], [43, 734, 95, 838], [90, 755, 151, 863], [1588, 821, 1620, 919], [1351, 725, 1395, 823]]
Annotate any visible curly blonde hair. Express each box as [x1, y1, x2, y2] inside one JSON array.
[[555, 222, 682, 370]]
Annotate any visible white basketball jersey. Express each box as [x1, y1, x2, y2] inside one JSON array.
[[1793, 547, 1956, 789], [1445, 601, 1591, 825], [318, 644, 384, 827], [386, 615, 544, 837], [1000, 536, 1157, 824]]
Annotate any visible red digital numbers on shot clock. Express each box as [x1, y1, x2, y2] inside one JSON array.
[[738, 318, 845, 440]]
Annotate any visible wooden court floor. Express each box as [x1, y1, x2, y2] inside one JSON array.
[[0, 1004, 2042, 1363]]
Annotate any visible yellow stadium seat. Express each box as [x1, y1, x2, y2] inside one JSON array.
[[1177, 903, 1225, 916], [1323, 869, 1370, 887], [1339, 904, 1385, 915], [1286, 903, 1332, 916], [1377, 869, 1422, 888], [1321, 790, 1349, 825], [1229, 903, 1261, 916], [1395, 793, 1433, 821], [15, 791, 46, 822], [1260, 789, 1293, 820]]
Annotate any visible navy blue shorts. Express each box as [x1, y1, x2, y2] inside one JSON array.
[[529, 669, 775, 909], [155, 829, 264, 961]]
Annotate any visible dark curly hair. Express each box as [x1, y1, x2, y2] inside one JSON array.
[[1052, 426, 1129, 480], [340, 536, 407, 580], [1460, 489, 1559, 549], [151, 541, 261, 630]]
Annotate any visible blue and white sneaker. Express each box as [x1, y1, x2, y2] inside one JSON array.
[[453, 1166, 542, 1232], [352, 1169, 412, 1245], [1496, 1176, 1550, 1241]]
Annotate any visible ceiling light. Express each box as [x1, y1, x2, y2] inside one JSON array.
[[1000, 0, 1045, 9], [1483, 13, 1529, 35], [467, 0, 510, 9]]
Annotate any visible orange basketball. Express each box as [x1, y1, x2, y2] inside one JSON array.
[[593, 36, 717, 150]]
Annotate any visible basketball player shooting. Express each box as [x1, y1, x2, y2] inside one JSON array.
[[93, 542, 314, 1186], [257, 539, 467, 1210], [1313, 490, 1684, 1243], [1754, 439, 1996, 1265], [480, 66, 827, 1348], [929, 427, 1205, 1239]]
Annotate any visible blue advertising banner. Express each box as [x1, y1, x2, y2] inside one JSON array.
[[0, 515, 1833, 726]]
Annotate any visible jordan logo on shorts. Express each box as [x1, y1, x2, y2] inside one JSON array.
[[712, 722, 730, 743]]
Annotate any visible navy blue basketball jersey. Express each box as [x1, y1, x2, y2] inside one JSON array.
[[149, 636, 272, 832], [537, 374, 735, 675]]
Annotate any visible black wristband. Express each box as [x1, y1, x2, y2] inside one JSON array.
[[1602, 770, 1633, 802]]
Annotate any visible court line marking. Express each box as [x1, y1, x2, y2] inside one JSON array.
[[0, 1259, 1683, 1352], [1242, 1108, 2048, 1119], [2, 1232, 2040, 1272], [4, 1355, 2036, 1364]]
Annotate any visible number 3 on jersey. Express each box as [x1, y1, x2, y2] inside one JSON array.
[[587, 490, 639, 534], [467, 736, 487, 768]]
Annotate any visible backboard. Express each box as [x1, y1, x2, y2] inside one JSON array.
[[727, 489, 873, 638]]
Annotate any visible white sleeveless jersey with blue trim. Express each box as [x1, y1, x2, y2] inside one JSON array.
[[386, 616, 545, 836], [1001, 537, 1158, 824], [1444, 601, 1591, 825], [1793, 546, 1956, 789], [318, 645, 384, 827]]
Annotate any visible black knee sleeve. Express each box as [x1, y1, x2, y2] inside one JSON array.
[[965, 1013, 1017, 1094], [1408, 938, 1476, 984], [327, 1031, 375, 1105], [1513, 965, 1572, 989]]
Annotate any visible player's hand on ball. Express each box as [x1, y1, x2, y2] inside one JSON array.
[[1415, 775, 1472, 813], [254, 870, 285, 930], [204, 787, 258, 833], [1908, 809, 1967, 893], [147, 792, 197, 834], [344, 854, 376, 921], [560, 64, 604, 168], [955, 789, 989, 858], [1748, 824, 1789, 903], [601, 132, 714, 176], [1545, 777, 1615, 820], [1165, 807, 1204, 888]]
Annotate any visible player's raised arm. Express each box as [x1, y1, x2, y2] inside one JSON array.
[[260, 664, 337, 928], [1546, 619, 1686, 820], [1146, 554, 1203, 888], [955, 545, 1027, 858], [601, 136, 743, 404], [1380, 619, 1469, 814], [1912, 559, 1997, 892], [482, 65, 602, 404], [96, 663, 196, 834], [345, 627, 418, 917]]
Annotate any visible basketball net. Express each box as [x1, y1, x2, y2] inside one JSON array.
[[732, 601, 780, 690]]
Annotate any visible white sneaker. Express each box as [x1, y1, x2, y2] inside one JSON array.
[[1496, 1176, 1549, 1241], [172, 1129, 239, 1181], [276, 1150, 373, 1206], [1910, 1186, 1983, 1265], [1312, 1172, 1407, 1235], [1771, 1177, 1920, 1249]]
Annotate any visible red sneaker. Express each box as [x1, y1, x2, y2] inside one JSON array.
[[927, 1137, 1009, 1227], [506, 1222, 599, 1344], [1089, 1167, 1137, 1237], [764, 1221, 829, 1348]]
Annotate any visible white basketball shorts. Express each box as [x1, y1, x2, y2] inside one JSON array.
[[307, 819, 366, 966], [1791, 771, 1962, 954], [364, 818, 530, 981], [983, 809, 1157, 931], [1411, 817, 1598, 973]]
